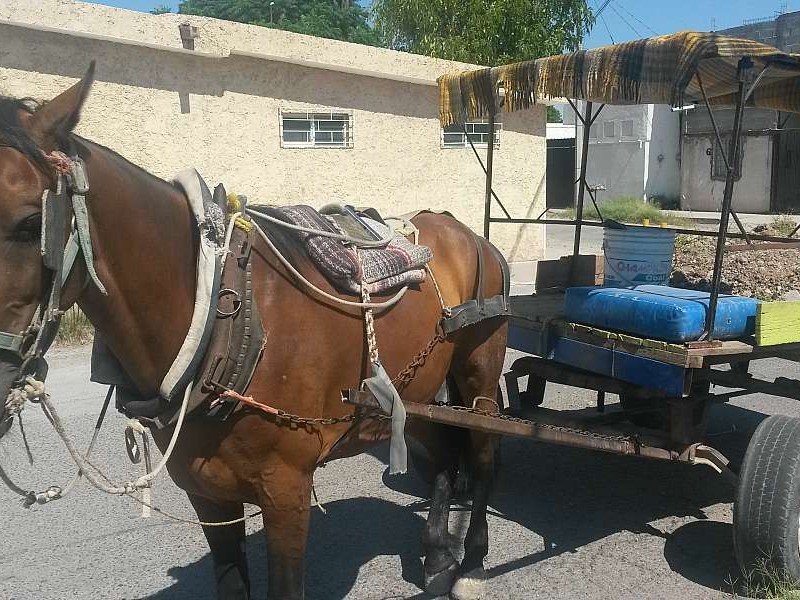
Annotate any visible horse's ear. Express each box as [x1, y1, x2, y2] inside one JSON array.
[[29, 62, 95, 150]]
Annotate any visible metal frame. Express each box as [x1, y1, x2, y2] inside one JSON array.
[[477, 56, 797, 341]]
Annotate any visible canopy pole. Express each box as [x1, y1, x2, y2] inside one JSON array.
[[483, 107, 497, 240], [695, 72, 750, 242], [573, 101, 594, 258], [703, 63, 749, 340]]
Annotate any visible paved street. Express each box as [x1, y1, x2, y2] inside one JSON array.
[[1, 344, 798, 599]]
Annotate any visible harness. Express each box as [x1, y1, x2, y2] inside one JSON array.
[[1, 150, 106, 424]]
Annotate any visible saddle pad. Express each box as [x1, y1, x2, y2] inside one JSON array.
[[274, 205, 432, 294], [564, 285, 759, 342]]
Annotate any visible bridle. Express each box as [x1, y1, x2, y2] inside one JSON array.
[[1, 144, 105, 425]]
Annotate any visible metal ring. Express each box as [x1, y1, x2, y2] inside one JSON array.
[[216, 288, 242, 318]]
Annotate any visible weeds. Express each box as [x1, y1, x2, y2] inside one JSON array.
[[727, 558, 800, 599], [557, 196, 692, 226], [769, 215, 799, 237], [56, 306, 93, 346]]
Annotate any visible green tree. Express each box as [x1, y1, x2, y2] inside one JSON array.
[[372, 0, 594, 65], [177, 0, 379, 45], [150, 4, 173, 14], [547, 105, 563, 123]]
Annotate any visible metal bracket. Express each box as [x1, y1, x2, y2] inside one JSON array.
[[682, 443, 737, 485]]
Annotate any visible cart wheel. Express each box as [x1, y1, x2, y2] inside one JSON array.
[[519, 376, 546, 408], [734, 415, 800, 583], [618, 393, 666, 429]]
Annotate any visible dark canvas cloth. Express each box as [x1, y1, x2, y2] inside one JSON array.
[[438, 31, 800, 126]]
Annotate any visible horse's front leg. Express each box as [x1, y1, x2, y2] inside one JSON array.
[[258, 464, 313, 600], [188, 494, 250, 600]]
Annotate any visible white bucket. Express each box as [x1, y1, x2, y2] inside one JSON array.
[[603, 227, 676, 287]]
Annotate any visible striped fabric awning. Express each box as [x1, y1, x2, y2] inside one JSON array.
[[438, 31, 800, 126]]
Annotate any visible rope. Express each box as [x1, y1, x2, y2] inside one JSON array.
[[248, 217, 408, 311], [425, 265, 452, 317], [246, 207, 394, 248], [360, 252, 381, 365], [30, 379, 192, 496]]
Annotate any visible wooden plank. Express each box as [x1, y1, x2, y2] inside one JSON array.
[[535, 254, 604, 291], [509, 292, 566, 322], [555, 321, 693, 367], [756, 301, 800, 346]]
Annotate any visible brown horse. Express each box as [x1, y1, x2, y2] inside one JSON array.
[[0, 68, 508, 599]]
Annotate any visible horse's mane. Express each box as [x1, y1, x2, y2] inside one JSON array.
[[0, 96, 52, 174]]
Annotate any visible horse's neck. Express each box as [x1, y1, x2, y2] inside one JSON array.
[[76, 140, 198, 396]]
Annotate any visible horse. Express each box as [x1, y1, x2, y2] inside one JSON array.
[[0, 65, 509, 600]]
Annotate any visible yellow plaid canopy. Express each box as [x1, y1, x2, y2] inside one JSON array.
[[438, 31, 800, 126]]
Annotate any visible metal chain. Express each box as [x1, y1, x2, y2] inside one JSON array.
[[442, 404, 636, 444], [392, 329, 446, 393]]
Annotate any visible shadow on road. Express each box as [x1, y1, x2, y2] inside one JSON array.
[[147, 495, 429, 600], [148, 402, 767, 599]]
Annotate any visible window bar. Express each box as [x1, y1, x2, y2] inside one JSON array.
[[703, 60, 750, 341], [464, 123, 512, 220], [695, 72, 751, 242]]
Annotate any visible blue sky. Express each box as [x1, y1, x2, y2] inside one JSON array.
[[93, 0, 796, 49]]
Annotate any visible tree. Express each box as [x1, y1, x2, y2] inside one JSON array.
[[372, 0, 594, 65], [547, 105, 563, 123], [150, 4, 173, 14], [177, 0, 379, 46]]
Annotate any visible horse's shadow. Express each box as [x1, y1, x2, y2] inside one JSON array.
[[148, 401, 767, 599], [147, 494, 429, 600]]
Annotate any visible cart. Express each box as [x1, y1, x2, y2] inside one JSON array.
[[421, 31, 800, 580]]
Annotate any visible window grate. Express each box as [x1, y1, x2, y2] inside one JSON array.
[[441, 121, 501, 149], [280, 110, 353, 148]]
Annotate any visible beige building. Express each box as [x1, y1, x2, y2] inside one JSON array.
[[0, 0, 545, 267]]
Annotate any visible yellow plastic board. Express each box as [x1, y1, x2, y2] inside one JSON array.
[[756, 301, 800, 346]]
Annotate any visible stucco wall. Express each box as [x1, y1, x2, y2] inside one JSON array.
[[571, 103, 679, 204], [680, 135, 771, 213], [0, 0, 545, 262]]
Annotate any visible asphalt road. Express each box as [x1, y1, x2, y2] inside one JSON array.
[[2, 344, 799, 599]]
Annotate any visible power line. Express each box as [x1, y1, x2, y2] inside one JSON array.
[[614, 1, 658, 36], [594, 0, 614, 20], [609, 2, 642, 37], [600, 14, 616, 44]]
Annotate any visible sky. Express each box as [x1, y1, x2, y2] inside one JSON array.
[[94, 0, 796, 50]]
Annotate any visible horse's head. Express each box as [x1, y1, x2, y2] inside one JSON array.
[[0, 64, 94, 437]]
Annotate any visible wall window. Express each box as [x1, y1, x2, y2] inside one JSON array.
[[712, 135, 744, 181], [603, 120, 617, 138], [442, 121, 501, 148], [280, 110, 353, 148], [620, 119, 635, 138]]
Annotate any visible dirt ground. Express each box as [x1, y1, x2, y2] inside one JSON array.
[[672, 225, 800, 301]]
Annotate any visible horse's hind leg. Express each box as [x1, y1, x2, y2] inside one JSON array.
[[188, 494, 250, 600], [408, 420, 464, 595], [449, 321, 507, 600]]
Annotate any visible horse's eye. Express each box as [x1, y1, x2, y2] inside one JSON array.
[[9, 214, 42, 245]]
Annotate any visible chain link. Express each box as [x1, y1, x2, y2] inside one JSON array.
[[442, 404, 636, 444], [392, 329, 446, 392]]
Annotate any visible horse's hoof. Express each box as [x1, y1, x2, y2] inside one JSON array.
[[450, 567, 487, 600], [424, 561, 460, 596]]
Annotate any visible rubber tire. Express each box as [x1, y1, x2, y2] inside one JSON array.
[[734, 415, 800, 583]]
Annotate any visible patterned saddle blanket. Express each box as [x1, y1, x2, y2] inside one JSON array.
[[270, 205, 433, 294]]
